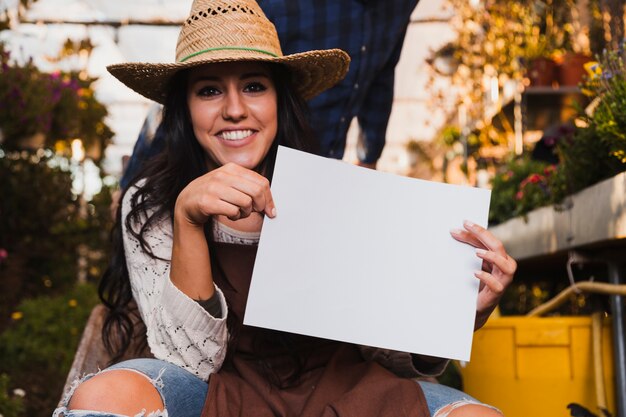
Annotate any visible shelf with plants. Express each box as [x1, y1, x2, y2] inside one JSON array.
[[489, 51, 626, 231], [423, 0, 608, 187], [484, 52, 626, 417], [427, 4, 626, 416], [490, 169, 626, 262]]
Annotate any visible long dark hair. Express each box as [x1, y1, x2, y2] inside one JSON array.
[[98, 63, 317, 364]]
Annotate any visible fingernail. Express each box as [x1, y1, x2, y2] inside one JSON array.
[[464, 220, 476, 229], [476, 248, 487, 256], [270, 207, 277, 218], [450, 228, 463, 235]]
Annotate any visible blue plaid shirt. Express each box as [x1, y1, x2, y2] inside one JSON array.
[[120, 0, 417, 188], [259, 0, 418, 163]]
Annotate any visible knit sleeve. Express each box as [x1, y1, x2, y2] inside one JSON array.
[[359, 346, 449, 379], [121, 184, 228, 381]]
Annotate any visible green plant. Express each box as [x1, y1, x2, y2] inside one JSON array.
[[584, 50, 626, 162], [556, 124, 626, 195], [0, 42, 113, 155], [0, 45, 59, 142], [552, 51, 626, 195], [513, 165, 560, 217], [0, 283, 99, 417], [48, 73, 113, 161], [0, 149, 113, 330], [0, 373, 25, 417], [489, 157, 556, 224]]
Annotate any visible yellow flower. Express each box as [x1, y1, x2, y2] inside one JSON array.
[[584, 61, 601, 79], [68, 299, 78, 308], [11, 311, 23, 320]]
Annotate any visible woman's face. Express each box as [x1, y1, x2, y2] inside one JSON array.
[[187, 61, 278, 169]]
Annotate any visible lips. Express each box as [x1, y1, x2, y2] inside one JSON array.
[[217, 129, 255, 141]]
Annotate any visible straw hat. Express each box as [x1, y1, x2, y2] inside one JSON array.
[[107, 0, 351, 103]]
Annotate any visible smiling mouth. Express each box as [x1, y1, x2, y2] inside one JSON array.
[[217, 129, 255, 141]]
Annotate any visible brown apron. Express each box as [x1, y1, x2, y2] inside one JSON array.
[[201, 242, 430, 417]]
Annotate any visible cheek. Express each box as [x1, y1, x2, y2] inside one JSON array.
[[263, 96, 278, 139], [187, 96, 220, 133], [188, 104, 208, 132]]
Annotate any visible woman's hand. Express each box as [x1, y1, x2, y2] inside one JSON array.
[[175, 162, 276, 227], [170, 163, 275, 301], [450, 220, 516, 331]]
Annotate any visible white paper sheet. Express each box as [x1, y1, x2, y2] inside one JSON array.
[[244, 146, 491, 361]]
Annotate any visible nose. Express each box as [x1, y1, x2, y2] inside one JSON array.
[[222, 90, 247, 121]]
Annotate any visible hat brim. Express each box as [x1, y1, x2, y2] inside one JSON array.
[[107, 48, 350, 104]]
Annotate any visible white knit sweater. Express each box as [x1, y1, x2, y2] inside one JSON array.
[[122, 185, 229, 380], [122, 184, 447, 381]]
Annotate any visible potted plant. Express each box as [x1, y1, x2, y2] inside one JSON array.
[[0, 45, 58, 148], [0, 42, 113, 157], [522, 32, 559, 87]]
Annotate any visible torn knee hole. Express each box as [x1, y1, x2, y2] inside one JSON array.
[[434, 401, 503, 417], [68, 369, 164, 415]]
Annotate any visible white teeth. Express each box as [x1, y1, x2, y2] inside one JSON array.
[[219, 130, 253, 141]]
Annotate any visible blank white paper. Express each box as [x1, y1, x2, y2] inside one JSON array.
[[244, 146, 491, 361]]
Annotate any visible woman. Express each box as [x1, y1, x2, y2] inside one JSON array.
[[54, 1, 515, 416]]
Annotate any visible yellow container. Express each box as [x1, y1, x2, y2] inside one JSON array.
[[459, 316, 615, 417]]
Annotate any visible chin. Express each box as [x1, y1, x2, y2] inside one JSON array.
[[227, 155, 262, 170]]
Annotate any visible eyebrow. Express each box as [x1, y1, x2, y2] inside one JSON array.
[[190, 72, 271, 83]]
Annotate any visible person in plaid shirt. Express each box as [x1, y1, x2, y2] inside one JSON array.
[[258, 0, 419, 168], [118, 0, 418, 190]]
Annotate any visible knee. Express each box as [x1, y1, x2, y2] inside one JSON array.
[[436, 403, 504, 417], [68, 369, 164, 415]]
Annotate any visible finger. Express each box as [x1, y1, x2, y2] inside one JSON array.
[[211, 199, 245, 221], [463, 220, 506, 255], [201, 182, 254, 219], [475, 249, 517, 276], [240, 173, 275, 217], [222, 191, 254, 219], [221, 165, 276, 217], [450, 228, 485, 248], [474, 270, 505, 295]]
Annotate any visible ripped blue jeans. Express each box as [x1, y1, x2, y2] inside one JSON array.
[[53, 359, 207, 417], [54, 358, 498, 417]]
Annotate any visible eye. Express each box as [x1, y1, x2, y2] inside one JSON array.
[[197, 85, 221, 97], [244, 81, 267, 93]]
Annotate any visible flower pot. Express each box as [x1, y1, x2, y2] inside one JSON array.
[[558, 53, 592, 86], [526, 57, 557, 87]]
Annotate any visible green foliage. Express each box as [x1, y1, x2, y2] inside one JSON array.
[[48, 73, 114, 161], [0, 16, 114, 416], [440, 126, 461, 147], [553, 51, 626, 195], [514, 165, 563, 217], [0, 42, 113, 156], [489, 50, 626, 224], [0, 46, 58, 142], [0, 374, 25, 417], [0, 283, 99, 417], [556, 125, 626, 195], [429, 0, 608, 173], [0, 149, 113, 326], [583, 51, 626, 163], [489, 157, 555, 224]]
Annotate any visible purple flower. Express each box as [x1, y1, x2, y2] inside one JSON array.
[[544, 135, 557, 147]]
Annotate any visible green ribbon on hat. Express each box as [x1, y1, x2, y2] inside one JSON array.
[[181, 46, 279, 62]]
